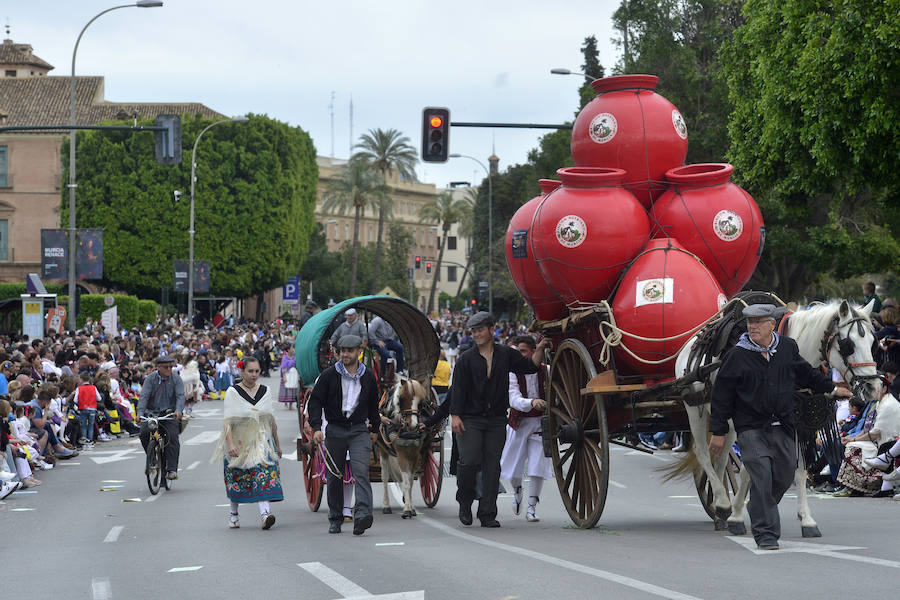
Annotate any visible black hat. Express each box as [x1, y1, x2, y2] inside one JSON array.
[[741, 304, 786, 320], [336, 334, 363, 349], [467, 311, 496, 329]]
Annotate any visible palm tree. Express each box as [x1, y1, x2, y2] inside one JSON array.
[[352, 128, 418, 293], [419, 192, 472, 315], [321, 159, 387, 296]]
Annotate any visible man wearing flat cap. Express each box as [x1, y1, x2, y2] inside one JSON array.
[[137, 355, 186, 480], [329, 308, 368, 349], [449, 311, 551, 528], [308, 334, 379, 535], [299, 300, 318, 329], [709, 303, 851, 550]]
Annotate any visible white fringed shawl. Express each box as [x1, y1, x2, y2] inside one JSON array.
[[211, 384, 278, 469]]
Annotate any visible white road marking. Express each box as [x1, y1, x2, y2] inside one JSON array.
[[103, 525, 124, 543], [168, 566, 203, 572], [727, 536, 900, 567], [13, 490, 37, 494], [281, 451, 297, 461], [61, 462, 81, 465], [91, 577, 111, 600], [89, 449, 141, 465], [298, 562, 423, 599], [122, 498, 142, 502], [183, 431, 221, 446], [145, 491, 163, 502], [375, 542, 405, 546], [669, 495, 695, 498], [11, 507, 35, 511], [102, 480, 127, 483], [215, 503, 230, 507], [186, 461, 201, 471], [388, 487, 701, 600], [608, 480, 626, 489]]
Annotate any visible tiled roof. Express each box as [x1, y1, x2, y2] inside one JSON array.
[[0, 39, 54, 71], [0, 76, 224, 130]]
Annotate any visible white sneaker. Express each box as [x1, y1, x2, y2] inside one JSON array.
[[0, 480, 21, 499], [526, 503, 540, 523], [883, 469, 900, 482], [98, 433, 112, 442], [38, 460, 54, 470], [513, 486, 523, 515]]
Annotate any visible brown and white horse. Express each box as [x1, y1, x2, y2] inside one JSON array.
[[376, 376, 429, 519]]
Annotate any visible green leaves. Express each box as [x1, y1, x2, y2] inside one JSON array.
[[61, 114, 317, 300]]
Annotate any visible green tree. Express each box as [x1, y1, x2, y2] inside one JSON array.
[[61, 114, 317, 300], [578, 35, 606, 109], [321, 159, 388, 296], [418, 192, 472, 314], [722, 0, 900, 299], [352, 128, 418, 293]]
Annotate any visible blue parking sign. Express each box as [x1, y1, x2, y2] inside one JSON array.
[[283, 275, 299, 301]]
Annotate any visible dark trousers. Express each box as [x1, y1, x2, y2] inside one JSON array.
[[324, 423, 373, 524], [139, 420, 181, 473], [455, 415, 507, 522], [737, 426, 796, 545], [374, 339, 405, 373]]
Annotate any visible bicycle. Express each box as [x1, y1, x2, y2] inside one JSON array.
[[143, 412, 178, 495]]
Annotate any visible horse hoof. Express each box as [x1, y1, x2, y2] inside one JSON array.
[[382, 507, 392, 514], [714, 506, 732, 521], [727, 521, 746, 536], [801, 525, 822, 538], [411, 509, 417, 517], [402, 511, 412, 519], [714, 518, 729, 531]]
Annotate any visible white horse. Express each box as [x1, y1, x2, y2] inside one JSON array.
[[376, 377, 429, 519], [672, 299, 878, 537]]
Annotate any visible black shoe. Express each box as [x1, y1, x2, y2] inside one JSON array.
[[328, 522, 342, 534], [458, 504, 473, 526], [480, 519, 501, 528], [867, 489, 895, 498], [353, 514, 373, 536]]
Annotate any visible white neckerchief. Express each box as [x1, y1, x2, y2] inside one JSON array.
[[335, 359, 365, 417]]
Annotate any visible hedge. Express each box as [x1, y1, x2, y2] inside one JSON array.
[[137, 299, 159, 325], [57, 294, 159, 330], [0, 282, 63, 301]]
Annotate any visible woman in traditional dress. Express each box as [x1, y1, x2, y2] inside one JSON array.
[[212, 357, 283, 529], [278, 344, 299, 409]]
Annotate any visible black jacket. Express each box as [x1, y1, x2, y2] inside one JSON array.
[[307, 364, 379, 433], [449, 343, 538, 418], [709, 336, 835, 436]]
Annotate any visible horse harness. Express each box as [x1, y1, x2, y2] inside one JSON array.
[[377, 385, 432, 454]]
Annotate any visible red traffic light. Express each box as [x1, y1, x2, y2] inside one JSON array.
[[470, 299, 476, 305], [426, 262, 432, 273], [415, 255, 421, 268], [429, 115, 443, 128]]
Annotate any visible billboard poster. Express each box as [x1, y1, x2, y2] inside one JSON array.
[[174, 261, 210, 292], [23, 299, 43, 340], [76, 229, 103, 280], [41, 229, 68, 279], [46, 306, 66, 334], [101, 306, 117, 332]]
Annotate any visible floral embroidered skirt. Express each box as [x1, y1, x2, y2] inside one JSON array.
[[224, 460, 284, 503], [278, 384, 299, 404], [837, 445, 882, 493]]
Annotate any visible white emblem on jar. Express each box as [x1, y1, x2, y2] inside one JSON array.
[[635, 278, 674, 307], [589, 113, 617, 144], [713, 210, 743, 242], [555, 215, 587, 248], [717, 293, 727, 310], [672, 110, 688, 139]]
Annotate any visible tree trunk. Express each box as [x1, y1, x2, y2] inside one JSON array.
[[428, 230, 448, 316], [371, 202, 385, 294], [350, 204, 361, 296]]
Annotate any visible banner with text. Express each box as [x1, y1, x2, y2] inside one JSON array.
[[174, 260, 210, 292], [41, 229, 68, 279]]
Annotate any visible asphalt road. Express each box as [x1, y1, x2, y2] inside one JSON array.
[[4, 374, 899, 600]]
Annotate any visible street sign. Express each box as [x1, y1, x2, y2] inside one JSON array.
[[283, 275, 299, 301], [104, 295, 115, 307]]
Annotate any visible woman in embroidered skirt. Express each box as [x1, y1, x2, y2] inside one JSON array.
[[278, 344, 299, 409], [212, 357, 283, 529]]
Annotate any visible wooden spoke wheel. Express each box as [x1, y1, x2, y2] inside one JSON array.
[[420, 386, 444, 508], [694, 448, 742, 521], [546, 339, 609, 528], [298, 391, 324, 512]]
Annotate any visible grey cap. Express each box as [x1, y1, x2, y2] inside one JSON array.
[[305, 300, 318, 308], [345, 308, 357, 316], [155, 354, 176, 365], [467, 311, 496, 329], [742, 304, 786, 319], [336, 334, 363, 349]]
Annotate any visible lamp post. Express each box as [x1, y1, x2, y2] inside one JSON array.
[[67, 0, 163, 331], [188, 116, 249, 322], [449, 153, 492, 314], [549, 67, 602, 79]]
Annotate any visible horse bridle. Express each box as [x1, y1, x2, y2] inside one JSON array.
[[820, 312, 878, 391]]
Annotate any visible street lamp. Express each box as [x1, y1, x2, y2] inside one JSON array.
[[449, 153, 493, 314], [550, 67, 602, 79], [188, 116, 249, 322], [67, 1, 163, 331]]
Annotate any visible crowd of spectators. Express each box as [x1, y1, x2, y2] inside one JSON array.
[[0, 315, 299, 499]]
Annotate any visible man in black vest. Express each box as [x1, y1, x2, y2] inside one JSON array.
[[308, 334, 379, 535], [450, 312, 550, 528]]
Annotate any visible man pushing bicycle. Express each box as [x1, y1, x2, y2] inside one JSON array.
[[137, 355, 185, 481]]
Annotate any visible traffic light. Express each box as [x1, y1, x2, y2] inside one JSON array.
[[421, 107, 450, 163], [470, 299, 477, 307], [415, 256, 422, 269], [154, 114, 182, 165], [426, 262, 432, 274]]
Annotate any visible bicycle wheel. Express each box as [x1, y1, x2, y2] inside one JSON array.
[[146, 439, 162, 495], [161, 438, 172, 491]]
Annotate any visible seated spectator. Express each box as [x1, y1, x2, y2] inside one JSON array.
[[874, 307, 900, 368], [835, 376, 900, 496], [28, 389, 75, 459]]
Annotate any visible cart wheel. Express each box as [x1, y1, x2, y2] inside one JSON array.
[[547, 339, 609, 529], [299, 393, 323, 512], [694, 448, 741, 521], [420, 386, 444, 508]]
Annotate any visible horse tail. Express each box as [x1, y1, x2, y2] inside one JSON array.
[[658, 447, 702, 483]]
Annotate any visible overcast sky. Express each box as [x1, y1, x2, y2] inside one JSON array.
[[9, 0, 621, 189]]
